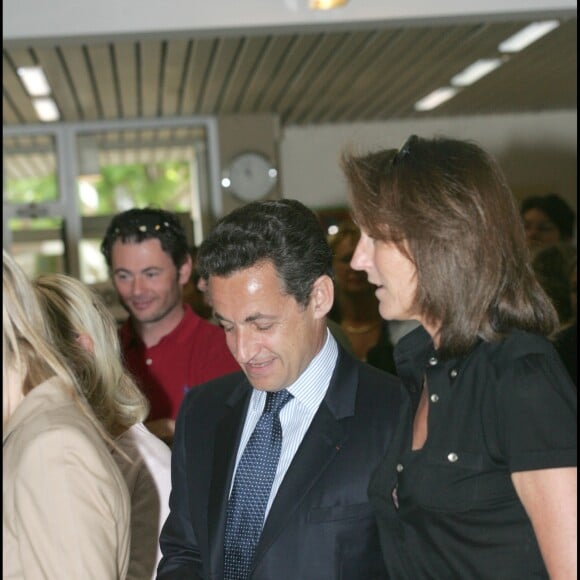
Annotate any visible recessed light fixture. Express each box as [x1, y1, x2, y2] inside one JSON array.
[[309, 0, 348, 10], [498, 20, 560, 53], [413, 19, 561, 113], [451, 58, 505, 87], [32, 97, 60, 122], [17, 66, 52, 97], [414, 87, 459, 112]]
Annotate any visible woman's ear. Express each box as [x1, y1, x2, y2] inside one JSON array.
[[76, 332, 95, 354], [310, 275, 334, 320]]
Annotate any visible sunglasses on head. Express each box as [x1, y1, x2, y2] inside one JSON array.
[[113, 213, 179, 236], [392, 134, 418, 166]]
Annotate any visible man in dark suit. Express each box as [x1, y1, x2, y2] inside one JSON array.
[[157, 199, 410, 580]]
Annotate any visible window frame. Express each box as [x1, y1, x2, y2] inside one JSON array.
[[3, 116, 222, 278]]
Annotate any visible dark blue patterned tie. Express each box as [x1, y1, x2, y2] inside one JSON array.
[[223, 389, 293, 580]]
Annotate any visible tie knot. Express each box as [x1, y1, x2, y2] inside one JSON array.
[[264, 389, 293, 415]]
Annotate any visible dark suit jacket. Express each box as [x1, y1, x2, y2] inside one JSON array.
[[157, 345, 410, 580]]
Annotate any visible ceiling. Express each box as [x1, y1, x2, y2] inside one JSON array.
[[3, 15, 577, 129]]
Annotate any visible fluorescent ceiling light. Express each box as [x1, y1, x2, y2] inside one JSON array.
[[309, 0, 348, 9], [451, 58, 504, 87], [17, 66, 51, 97], [33, 97, 60, 122], [498, 20, 560, 53], [414, 87, 459, 112]]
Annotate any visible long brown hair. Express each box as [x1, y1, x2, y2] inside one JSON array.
[[342, 135, 558, 358]]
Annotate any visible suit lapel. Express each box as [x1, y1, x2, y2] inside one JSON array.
[[252, 349, 359, 566], [207, 380, 251, 576]]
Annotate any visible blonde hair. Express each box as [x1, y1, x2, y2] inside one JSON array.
[[3, 251, 83, 429], [33, 273, 148, 435]]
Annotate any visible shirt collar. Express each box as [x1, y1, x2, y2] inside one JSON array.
[[120, 304, 199, 348], [394, 323, 434, 386]]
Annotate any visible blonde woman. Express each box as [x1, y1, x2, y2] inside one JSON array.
[[3, 250, 130, 579], [34, 272, 172, 580]]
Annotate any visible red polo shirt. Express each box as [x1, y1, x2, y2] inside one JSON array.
[[119, 305, 240, 421]]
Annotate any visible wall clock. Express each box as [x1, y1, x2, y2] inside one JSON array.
[[222, 151, 278, 202]]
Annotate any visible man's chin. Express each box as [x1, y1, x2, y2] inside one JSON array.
[[127, 308, 160, 324], [243, 370, 283, 393], [123, 299, 182, 326]]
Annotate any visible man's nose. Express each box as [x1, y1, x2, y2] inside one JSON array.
[[232, 327, 259, 363], [131, 276, 145, 294]]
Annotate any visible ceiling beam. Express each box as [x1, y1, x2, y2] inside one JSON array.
[[4, 0, 576, 46]]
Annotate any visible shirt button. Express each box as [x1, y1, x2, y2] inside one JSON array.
[[145, 358, 153, 366], [396, 463, 404, 472], [447, 452, 459, 463], [449, 368, 458, 379], [428, 356, 438, 366], [430, 393, 439, 403]]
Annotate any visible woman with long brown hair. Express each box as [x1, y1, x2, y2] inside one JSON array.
[[342, 135, 577, 579]]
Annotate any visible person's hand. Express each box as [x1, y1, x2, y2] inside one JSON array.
[[145, 418, 175, 446]]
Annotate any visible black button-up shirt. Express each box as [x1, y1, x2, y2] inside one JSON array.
[[369, 325, 577, 579]]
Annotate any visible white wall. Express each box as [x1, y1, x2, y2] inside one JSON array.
[[279, 111, 577, 216]]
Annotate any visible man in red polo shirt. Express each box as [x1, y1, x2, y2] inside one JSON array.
[[101, 207, 239, 444]]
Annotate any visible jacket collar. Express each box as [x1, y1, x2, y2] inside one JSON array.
[[3, 377, 75, 446]]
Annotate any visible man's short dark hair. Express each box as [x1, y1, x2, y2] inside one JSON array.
[[101, 207, 189, 269], [197, 199, 333, 307]]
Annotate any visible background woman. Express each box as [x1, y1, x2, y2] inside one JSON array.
[[328, 219, 387, 362], [3, 250, 130, 579], [328, 217, 419, 373], [34, 272, 172, 580], [342, 135, 577, 579]]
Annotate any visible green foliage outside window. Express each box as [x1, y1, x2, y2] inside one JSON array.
[[5, 175, 59, 205], [6, 161, 192, 224], [89, 161, 192, 214]]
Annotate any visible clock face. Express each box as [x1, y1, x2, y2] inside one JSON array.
[[224, 152, 278, 202]]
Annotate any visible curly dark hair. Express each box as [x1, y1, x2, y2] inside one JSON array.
[[100, 207, 189, 269]]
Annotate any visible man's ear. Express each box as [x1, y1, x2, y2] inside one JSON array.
[[76, 332, 95, 354], [310, 275, 334, 320], [178, 255, 193, 287]]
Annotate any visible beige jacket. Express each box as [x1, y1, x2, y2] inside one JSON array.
[[3, 377, 131, 579]]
